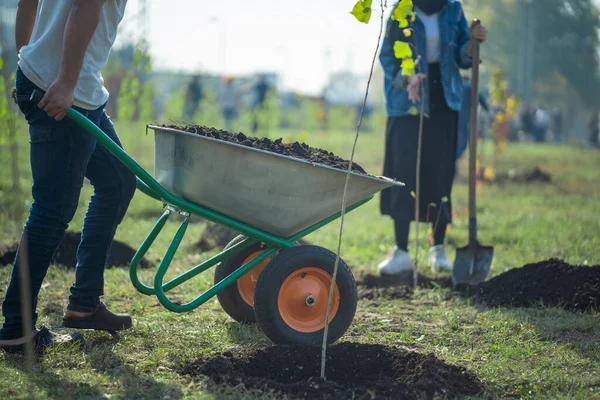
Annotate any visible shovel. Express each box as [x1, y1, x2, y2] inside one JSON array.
[[452, 23, 494, 289]]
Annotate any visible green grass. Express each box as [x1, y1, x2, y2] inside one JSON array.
[[1, 121, 599, 399]]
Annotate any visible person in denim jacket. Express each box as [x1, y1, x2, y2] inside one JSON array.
[[378, 0, 487, 278]]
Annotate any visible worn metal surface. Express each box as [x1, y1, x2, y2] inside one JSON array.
[[150, 126, 403, 237]]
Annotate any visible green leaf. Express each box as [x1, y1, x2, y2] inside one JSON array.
[[401, 57, 415, 76], [350, 0, 373, 24], [393, 41, 412, 60], [392, 0, 414, 27], [408, 106, 418, 115], [0, 58, 3, 69], [411, 191, 416, 198]]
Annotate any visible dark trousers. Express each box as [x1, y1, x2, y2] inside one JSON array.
[[0, 69, 136, 339]]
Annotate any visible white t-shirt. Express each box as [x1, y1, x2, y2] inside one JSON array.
[[415, 8, 441, 63], [19, 0, 128, 110]]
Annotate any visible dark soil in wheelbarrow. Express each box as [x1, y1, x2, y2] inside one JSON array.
[[356, 273, 452, 301], [181, 343, 485, 400], [475, 259, 600, 312], [0, 231, 153, 269], [163, 124, 368, 174]]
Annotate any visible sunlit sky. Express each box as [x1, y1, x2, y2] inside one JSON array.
[[117, 0, 600, 96], [117, 0, 391, 95]]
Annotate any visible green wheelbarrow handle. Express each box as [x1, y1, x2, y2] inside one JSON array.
[[28, 89, 306, 249]]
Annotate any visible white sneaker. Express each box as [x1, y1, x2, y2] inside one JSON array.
[[378, 247, 415, 276], [429, 245, 453, 272]]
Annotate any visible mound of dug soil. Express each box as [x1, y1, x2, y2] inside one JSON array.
[[195, 222, 239, 252], [195, 222, 312, 252], [495, 166, 552, 184], [0, 231, 152, 269], [357, 273, 452, 301], [182, 343, 484, 400], [475, 259, 600, 312], [163, 125, 367, 174]]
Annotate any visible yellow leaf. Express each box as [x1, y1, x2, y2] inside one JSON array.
[[393, 41, 412, 60], [350, 0, 372, 24], [403, 28, 412, 37], [506, 96, 520, 116], [392, 0, 415, 26], [401, 68, 415, 77], [484, 167, 496, 182], [401, 57, 415, 73]]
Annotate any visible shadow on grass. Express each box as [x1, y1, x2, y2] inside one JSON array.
[[2, 353, 102, 399], [496, 306, 600, 362], [84, 336, 184, 400], [225, 322, 269, 348]]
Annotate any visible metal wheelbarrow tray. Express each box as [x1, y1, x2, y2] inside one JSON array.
[[34, 90, 403, 345], [152, 125, 397, 237]]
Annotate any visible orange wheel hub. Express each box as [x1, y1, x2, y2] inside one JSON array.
[[237, 251, 270, 307], [277, 267, 340, 333]]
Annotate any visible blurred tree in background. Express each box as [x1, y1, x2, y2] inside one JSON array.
[[117, 42, 154, 122], [464, 0, 600, 108]]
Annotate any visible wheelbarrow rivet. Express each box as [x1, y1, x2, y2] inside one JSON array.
[[305, 294, 316, 307]]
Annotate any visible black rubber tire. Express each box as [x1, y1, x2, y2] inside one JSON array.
[[253, 245, 358, 345], [214, 236, 266, 323]]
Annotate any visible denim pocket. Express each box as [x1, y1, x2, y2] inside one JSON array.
[[29, 124, 54, 144], [15, 69, 41, 117]]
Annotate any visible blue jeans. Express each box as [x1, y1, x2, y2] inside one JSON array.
[[0, 69, 136, 339]]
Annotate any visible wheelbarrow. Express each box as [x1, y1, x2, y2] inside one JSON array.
[[30, 90, 403, 346]]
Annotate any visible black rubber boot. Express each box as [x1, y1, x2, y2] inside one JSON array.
[[62, 303, 132, 331]]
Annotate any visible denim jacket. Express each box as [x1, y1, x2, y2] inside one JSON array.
[[379, 0, 474, 118]]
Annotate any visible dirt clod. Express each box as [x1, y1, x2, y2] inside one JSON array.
[[182, 343, 485, 400], [164, 125, 367, 174], [0, 243, 18, 268], [0, 231, 152, 269], [475, 259, 600, 312]]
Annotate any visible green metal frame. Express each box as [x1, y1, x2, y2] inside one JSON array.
[[65, 107, 373, 313]]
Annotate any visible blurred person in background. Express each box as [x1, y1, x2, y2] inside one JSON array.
[[551, 107, 563, 143], [519, 104, 533, 140], [183, 75, 204, 122], [588, 111, 599, 149], [217, 76, 240, 131], [251, 75, 269, 133], [533, 106, 549, 143], [378, 0, 487, 279]]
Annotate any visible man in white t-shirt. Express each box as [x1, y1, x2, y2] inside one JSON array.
[[1, 0, 136, 353]]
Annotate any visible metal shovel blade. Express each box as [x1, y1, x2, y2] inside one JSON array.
[[452, 242, 494, 288]]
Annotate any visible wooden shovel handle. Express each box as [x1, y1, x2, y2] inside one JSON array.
[[468, 19, 481, 245]]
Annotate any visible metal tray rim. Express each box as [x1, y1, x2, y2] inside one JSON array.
[[147, 125, 404, 187]]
